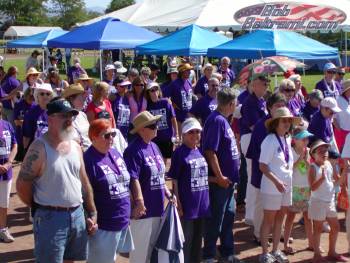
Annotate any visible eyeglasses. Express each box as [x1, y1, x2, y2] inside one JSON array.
[[149, 88, 159, 93], [188, 129, 201, 134], [283, 89, 295, 93], [144, 123, 158, 130], [102, 131, 116, 140], [39, 92, 51, 97]]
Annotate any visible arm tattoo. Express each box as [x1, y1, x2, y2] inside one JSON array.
[[18, 148, 39, 181]]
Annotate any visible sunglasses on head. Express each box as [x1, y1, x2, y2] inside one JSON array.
[[145, 123, 158, 130], [103, 131, 116, 140], [39, 92, 51, 97]]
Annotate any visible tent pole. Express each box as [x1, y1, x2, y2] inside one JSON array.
[[302, 59, 305, 76], [345, 31, 348, 68], [42, 48, 45, 71], [99, 50, 103, 80]]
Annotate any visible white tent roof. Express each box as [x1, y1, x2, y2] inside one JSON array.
[[4, 26, 62, 38], [79, 0, 350, 32]]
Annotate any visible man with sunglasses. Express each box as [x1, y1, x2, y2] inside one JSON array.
[[335, 67, 346, 89], [315, 63, 340, 99], [17, 98, 97, 263]]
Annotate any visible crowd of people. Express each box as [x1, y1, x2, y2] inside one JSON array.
[[0, 54, 349, 263]]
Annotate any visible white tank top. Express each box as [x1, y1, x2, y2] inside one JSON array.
[[33, 137, 83, 207], [310, 161, 335, 202]]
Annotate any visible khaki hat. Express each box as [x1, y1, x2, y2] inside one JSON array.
[[62, 83, 85, 98], [265, 107, 302, 129], [310, 139, 330, 155], [341, 79, 350, 95], [78, 73, 93, 81], [178, 63, 193, 73], [26, 67, 41, 77], [130, 111, 162, 134]]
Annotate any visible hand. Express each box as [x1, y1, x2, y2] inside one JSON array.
[[0, 164, 8, 174], [168, 194, 177, 207], [274, 179, 287, 193], [132, 201, 147, 219], [216, 176, 232, 189], [86, 217, 98, 235]]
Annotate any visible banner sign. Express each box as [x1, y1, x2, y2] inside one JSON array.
[[234, 3, 346, 31]]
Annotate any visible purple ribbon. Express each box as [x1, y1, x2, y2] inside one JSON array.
[[275, 134, 289, 165]]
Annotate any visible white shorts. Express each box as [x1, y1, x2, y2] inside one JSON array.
[[308, 198, 337, 221], [0, 179, 12, 208], [261, 192, 292, 211]]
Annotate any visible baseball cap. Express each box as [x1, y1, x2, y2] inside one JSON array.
[[47, 99, 79, 116], [323, 62, 336, 72], [182, 118, 202, 134], [105, 64, 115, 71], [320, 97, 341, 113]]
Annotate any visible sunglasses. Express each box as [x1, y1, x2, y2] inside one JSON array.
[[39, 92, 51, 97], [338, 72, 345, 75], [102, 131, 116, 140], [188, 129, 201, 134], [149, 88, 159, 93], [257, 76, 270, 82], [211, 84, 219, 87], [326, 71, 336, 74], [145, 123, 158, 130], [284, 89, 295, 93]]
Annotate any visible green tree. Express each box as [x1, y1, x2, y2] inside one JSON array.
[[105, 0, 135, 14], [0, 0, 49, 26]]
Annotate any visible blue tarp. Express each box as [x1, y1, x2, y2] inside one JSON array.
[[7, 29, 68, 48], [136, 24, 229, 56], [207, 30, 338, 60], [47, 18, 161, 50]]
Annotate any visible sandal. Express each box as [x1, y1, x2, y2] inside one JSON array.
[[283, 246, 295, 255]]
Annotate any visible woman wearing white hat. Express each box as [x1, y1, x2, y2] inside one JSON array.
[[259, 107, 301, 263], [194, 63, 215, 99]]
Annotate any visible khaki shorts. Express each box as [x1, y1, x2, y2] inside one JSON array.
[[261, 192, 292, 211], [0, 179, 12, 208], [308, 198, 337, 221]]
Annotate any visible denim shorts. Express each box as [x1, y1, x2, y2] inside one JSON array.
[[33, 205, 88, 262]]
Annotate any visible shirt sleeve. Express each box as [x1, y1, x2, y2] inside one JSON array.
[[13, 102, 21, 120], [123, 146, 142, 180], [8, 122, 17, 145], [167, 101, 176, 118], [22, 110, 34, 139], [259, 135, 274, 165], [202, 119, 222, 152], [167, 148, 182, 180]]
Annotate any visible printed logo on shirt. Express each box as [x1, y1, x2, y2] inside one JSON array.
[[324, 89, 339, 98], [208, 102, 218, 112], [35, 120, 48, 138], [117, 104, 130, 127], [0, 130, 11, 156], [149, 108, 168, 130], [189, 157, 208, 192], [145, 154, 166, 190], [99, 159, 130, 199], [181, 89, 193, 110], [227, 128, 239, 160], [204, 83, 209, 93]]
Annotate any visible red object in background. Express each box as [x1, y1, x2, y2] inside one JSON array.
[[284, 69, 295, 79], [333, 125, 350, 152]]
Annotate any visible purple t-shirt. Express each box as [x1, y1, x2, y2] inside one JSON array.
[[219, 68, 235, 88], [315, 79, 340, 99], [169, 78, 193, 122], [67, 66, 84, 84], [288, 98, 302, 117], [168, 144, 210, 219], [194, 76, 209, 97], [84, 146, 130, 231], [238, 90, 249, 105], [301, 101, 319, 122], [160, 81, 172, 98], [308, 110, 333, 144], [0, 76, 20, 109], [239, 93, 267, 135], [112, 94, 131, 139], [190, 94, 217, 124], [0, 120, 17, 181], [147, 99, 175, 142], [246, 115, 270, 188], [123, 136, 166, 218], [202, 111, 240, 183], [13, 100, 36, 145], [22, 105, 48, 144]]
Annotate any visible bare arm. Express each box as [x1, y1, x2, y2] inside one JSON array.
[[308, 164, 325, 191], [16, 140, 44, 206], [4, 143, 17, 169], [171, 117, 179, 139], [86, 110, 95, 124], [130, 178, 146, 218], [204, 150, 231, 188], [259, 162, 286, 193]]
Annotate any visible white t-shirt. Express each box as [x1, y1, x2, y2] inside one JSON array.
[[336, 95, 350, 131], [259, 134, 293, 195], [292, 148, 310, 188], [112, 128, 127, 154], [72, 111, 91, 152], [341, 133, 350, 195], [310, 161, 334, 202]]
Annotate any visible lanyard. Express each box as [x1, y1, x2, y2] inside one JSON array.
[[275, 134, 289, 165]]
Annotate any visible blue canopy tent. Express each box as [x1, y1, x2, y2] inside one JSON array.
[[7, 29, 68, 48], [48, 17, 161, 78], [207, 30, 339, 61], [135, 24, 229, 56]]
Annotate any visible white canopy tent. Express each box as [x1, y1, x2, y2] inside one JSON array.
[[4, 26, 62, 39], [79, 0, 350, 32]]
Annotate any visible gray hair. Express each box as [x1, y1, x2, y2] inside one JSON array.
[[128, 68, 139, 77], [217, 88, 238, 106], [220, 57, 230, 63], [73, 57, 81, 64], [208, 77, 219, 86], [279, 79, 295, 92]]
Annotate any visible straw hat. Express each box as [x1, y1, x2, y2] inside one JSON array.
[[310, 140, 330, 154], [26, 67, 41, 77], [265, 107, 302, 129], [178, 63, 193, 73], [78, 73, 93, 81], [341, 80, 350, 95], [62, 83, 85, 99], [130, 111, 162, 134]]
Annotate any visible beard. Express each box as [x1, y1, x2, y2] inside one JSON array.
[[58, 123, 75, 141]]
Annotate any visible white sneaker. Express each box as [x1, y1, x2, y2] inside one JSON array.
[[0, 228, 14, 243], [271, 250, 289, 263], [259, 253, 276, 263]]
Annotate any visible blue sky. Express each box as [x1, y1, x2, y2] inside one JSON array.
[[85, 0, 141, 8]]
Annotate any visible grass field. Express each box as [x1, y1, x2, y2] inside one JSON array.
[[2, 54, 345, 93]]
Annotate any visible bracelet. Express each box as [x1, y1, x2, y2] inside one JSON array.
[[88, 211, 97, 218]]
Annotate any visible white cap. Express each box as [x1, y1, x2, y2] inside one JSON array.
[[320, 97, 341, 113], [114, 61, 127, 73], [36, 83, 53, 93], [104, 64, 115, 71], [182, 117, 202, 134]]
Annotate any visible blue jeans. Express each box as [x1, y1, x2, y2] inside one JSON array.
[[203, 183, 236, 260], [33, 205, 88, 262]]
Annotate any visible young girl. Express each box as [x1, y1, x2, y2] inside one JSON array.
[[283, 127, 313, 254], [308, 140, 348, 263]]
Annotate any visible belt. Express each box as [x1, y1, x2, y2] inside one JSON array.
[[37, 204, 80, 212]]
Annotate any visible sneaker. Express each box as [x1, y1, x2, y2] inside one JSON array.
[[271, 250, 289, 263], [259, 253, 277, 263], [0, 228, 14, 243]]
